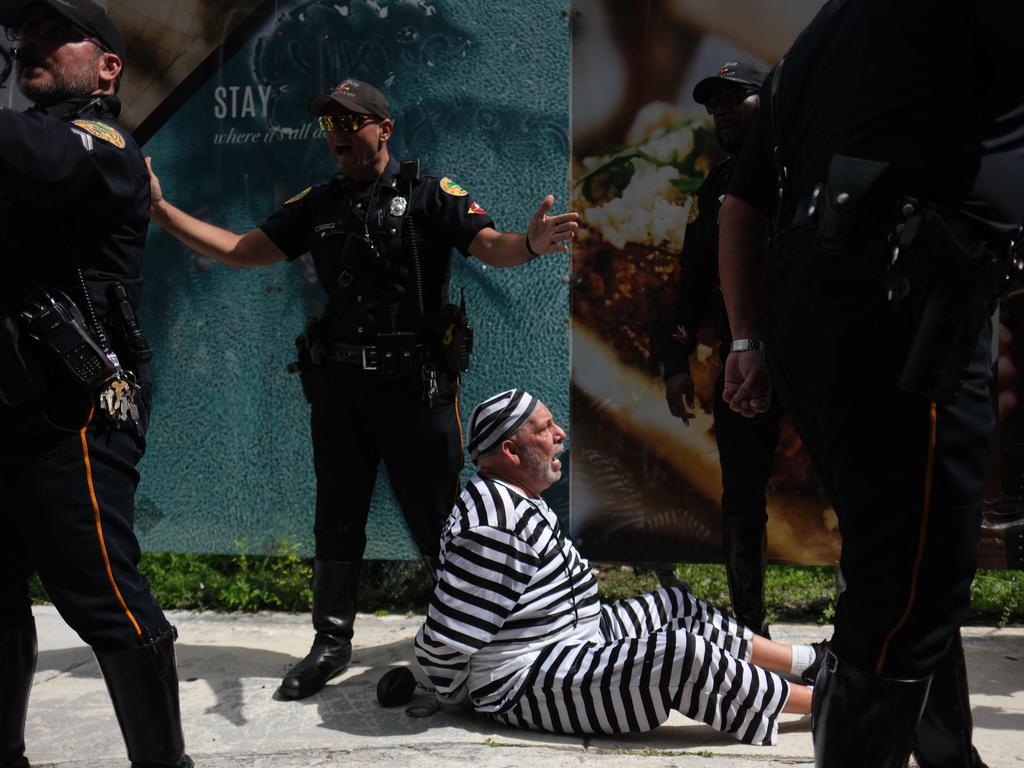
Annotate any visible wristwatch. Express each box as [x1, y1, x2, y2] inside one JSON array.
[[729, 339, 767, 354]]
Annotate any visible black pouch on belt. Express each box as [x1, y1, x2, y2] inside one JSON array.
[[896, 209, 1002, 402], [815, 154, 895, 256], [0, 306, 49, 406]]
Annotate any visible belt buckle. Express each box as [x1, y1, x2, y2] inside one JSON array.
[[361, 345, 378, 371]]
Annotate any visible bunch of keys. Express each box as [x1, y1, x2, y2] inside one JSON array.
[[422, 364, 439, 407], [99, 374, 140, 426]]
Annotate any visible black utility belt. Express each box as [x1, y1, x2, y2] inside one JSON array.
[[325, 332, 429, 375]]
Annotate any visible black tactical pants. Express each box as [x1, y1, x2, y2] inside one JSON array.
[[307, 362, 463, 562], [0, 384, 171, 650], [713, 372, 782, 535], [765, 223, 993, 679]]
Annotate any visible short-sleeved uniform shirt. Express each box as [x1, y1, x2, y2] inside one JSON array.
[[259, 156, 495, 340], [1, 96, 150, 321], [730, 0, 1024, 228]]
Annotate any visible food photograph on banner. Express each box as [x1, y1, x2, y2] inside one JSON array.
[[96, 0, 571, 557], [569, 0, 1024, 570]]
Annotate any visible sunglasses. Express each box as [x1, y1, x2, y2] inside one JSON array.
[[704, 87, 757, 114], [318, 113, 377, 134], [4, 18, 108, 51]]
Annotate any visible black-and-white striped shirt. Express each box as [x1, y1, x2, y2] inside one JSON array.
[[415, 473, 601, 712]]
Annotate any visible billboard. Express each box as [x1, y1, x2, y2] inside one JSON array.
[[105, 0, 572, 557], [568, 0, 1024, 569]]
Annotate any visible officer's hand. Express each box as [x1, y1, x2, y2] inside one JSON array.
[[665, 372, 696, 424], [527, 195, 580, 255], [144, 156, 164, 210], [722, 350, 771, 417]]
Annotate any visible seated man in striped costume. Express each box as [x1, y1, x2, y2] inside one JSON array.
[[415, 388, 825, 745]]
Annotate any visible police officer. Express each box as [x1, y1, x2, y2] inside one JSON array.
[[719, 0, 1022, 766], [147, 78, 579, 701], [661, 61, 783, 639], [0, 2, 192, 767]]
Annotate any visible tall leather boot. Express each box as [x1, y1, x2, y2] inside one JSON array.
[[93, 629, 193, 768], [723, 515, 770, 637], [0, 619, 36, 768], [279, 560, 358, 700], [812, 650, 932, 768], [912, 633, 988, 768]]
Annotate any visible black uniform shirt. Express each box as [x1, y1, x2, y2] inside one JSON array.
[[730, 0, 1024, 226], [663, 158, 733, 378], [259, 156, 495, 339], [0, 96, 150, 319]]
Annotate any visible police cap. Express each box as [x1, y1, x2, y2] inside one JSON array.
[[693, 60, 767, 105], [308, 78, 391, 120], [1, 0, 127, 63]]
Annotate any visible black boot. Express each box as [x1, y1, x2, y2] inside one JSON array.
[[812, 650, 931, 768], [0, 619, 36, 768], [723, 515, 770, 637], [912, 633, 988, 768], [93, 629, 193, 768], [279, 560, 358, 700]]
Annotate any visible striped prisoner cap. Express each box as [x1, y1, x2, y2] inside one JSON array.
[[467, 388, 539, 462]]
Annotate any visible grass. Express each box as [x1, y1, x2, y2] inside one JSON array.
[[28, 551, 1023, 626]]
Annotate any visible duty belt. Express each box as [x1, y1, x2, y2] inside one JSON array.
[[324, 331, 428, 374]]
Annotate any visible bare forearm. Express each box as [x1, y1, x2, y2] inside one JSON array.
[[470, 230, 534, 268], [150, 200, 274, 268], [719, 194, 770, 340]]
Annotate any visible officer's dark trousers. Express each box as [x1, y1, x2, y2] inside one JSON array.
[[713, 373, 782, 635], [309, 363, 463, 562], [0, 386, 182, 765], [766, 224, 992, 763], [0, 387, 169, 648]]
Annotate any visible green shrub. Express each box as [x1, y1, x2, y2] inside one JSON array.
[[28, 550, 1022, 625]]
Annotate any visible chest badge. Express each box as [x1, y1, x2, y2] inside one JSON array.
[[389, 196, 408, 217]]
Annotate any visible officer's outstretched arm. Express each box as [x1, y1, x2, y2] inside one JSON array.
[[146, 157, 286, 268], [469, 195, 580, 267]]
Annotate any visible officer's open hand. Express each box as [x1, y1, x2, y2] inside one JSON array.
[[722, 350, 771, 417], [144, 157, 164, 211], [665, 372, 696, 425], [527, 195, 580, 255]]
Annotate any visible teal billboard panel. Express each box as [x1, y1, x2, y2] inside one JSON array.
[[135, 0, 571, 557]]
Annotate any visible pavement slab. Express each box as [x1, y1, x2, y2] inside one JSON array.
[[24, 607, 1024, 767]]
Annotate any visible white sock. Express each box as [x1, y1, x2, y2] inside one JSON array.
[[790, 644, 816, 676]]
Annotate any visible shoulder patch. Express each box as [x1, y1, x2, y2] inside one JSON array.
[[468, 201, 488, 215], [70, 119, 125, 149], [687, 196, 700, 224], [440, 177, 469, 197], [285, 187, 312, 205]]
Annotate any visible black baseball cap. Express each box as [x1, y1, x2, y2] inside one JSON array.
[[1, 0, 126, 62], [308, 78, 391, 119], [692, 61, 767, 105]]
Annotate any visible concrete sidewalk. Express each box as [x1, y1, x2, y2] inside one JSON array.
[[24, 606, 1024, 767]]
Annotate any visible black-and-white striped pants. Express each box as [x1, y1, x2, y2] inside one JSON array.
[[492, 587, 790, 745]]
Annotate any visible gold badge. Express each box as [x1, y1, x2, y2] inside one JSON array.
[[440, 177, 469, 197], [70, 119, 126, 149], [687, 196, 700, 224], [285, 187, 311, 205]]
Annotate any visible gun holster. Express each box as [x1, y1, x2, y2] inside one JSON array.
[[895, 207, 1002, 402], [815, 155, 896, 256], [289, 318, 324, 405]]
